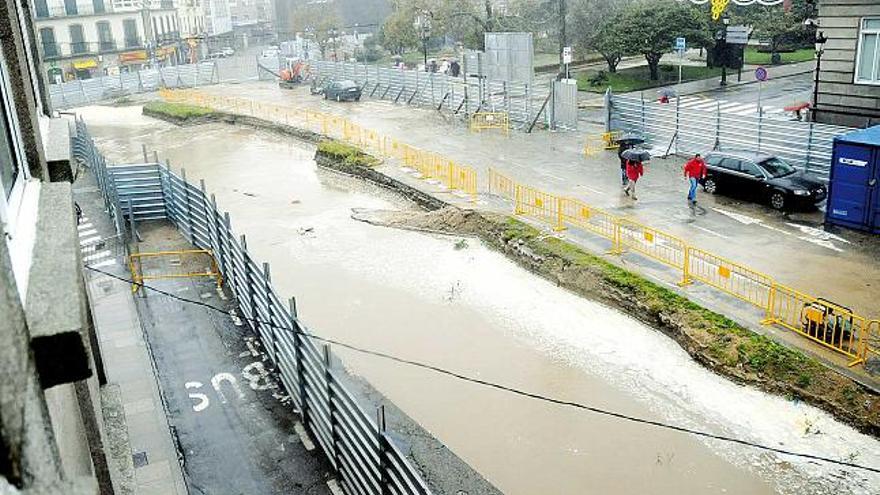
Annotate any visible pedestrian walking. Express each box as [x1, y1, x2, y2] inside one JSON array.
[[623, 159, 644, 200], [683, 153, 707, 207], [618, 143, 632, 186]]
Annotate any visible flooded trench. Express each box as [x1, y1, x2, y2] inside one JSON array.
[[81, 105, 880, 495]]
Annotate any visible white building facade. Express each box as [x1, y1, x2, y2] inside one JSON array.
[[34, 0, 182, 81]]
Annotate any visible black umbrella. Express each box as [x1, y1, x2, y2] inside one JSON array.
[[616, 134, 645, 145], [621, 148, 652, 162]]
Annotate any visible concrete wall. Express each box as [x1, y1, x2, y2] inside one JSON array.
[[815, 0, 880, 127], [1, 2, 111, 492]]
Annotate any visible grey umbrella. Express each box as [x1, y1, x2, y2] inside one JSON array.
[[657, 88, 678, 98], [621, 148, 652, 162]]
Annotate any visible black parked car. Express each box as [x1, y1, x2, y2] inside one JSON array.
[[323, 80, 361, 102], [702, 151, 826, 210]]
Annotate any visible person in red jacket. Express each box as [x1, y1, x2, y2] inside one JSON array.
[[623, 159, 644, 200], [683, 153, 707, 206]]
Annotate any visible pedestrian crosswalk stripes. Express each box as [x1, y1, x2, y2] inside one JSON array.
[[672, 95, 789, 119], [77, 215, 116, 268]]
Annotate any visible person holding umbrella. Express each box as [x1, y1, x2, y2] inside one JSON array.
[[616, 134, 644, 186], [621, 148, 651, 200]]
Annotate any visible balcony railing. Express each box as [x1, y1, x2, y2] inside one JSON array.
[[99, 40, 117, 52], [124, 37, 142, 49], [70, 42, 90, 55], [34, 4, 105, 18], [41, 42, 60, 58]]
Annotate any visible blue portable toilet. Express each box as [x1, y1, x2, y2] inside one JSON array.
[[826, 126, 880, 234]]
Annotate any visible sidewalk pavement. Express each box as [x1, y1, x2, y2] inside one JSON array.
[[193, 82, 880, 390], [74, 172, 188, 495]]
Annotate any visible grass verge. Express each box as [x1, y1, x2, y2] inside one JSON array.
[[316, 140, 380, 167], [578, 64, 722, 93], [744, 47, 815, 66], [142, 101, 214, 119]]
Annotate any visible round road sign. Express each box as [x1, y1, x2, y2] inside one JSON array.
[[755, 66, 768, 82]]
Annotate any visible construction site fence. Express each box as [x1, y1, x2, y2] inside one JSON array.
[[470, 112, 510, 135], [72, 118, 433, 495], [159, 89, 880, 368], [49, 62, 218, 110], [607, 92, 853, 180], [488, 169, 879, 367], [310, 60, 548, 129], [161, 89, 478, 201]]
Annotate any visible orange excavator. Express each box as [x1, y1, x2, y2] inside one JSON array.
[[278, 60, 308, 89]]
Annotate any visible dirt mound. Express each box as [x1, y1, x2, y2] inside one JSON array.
[[351, 206, 498, 236]]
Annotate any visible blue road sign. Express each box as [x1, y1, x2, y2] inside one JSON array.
[[755, 66, 768, 81], [675, 37, 686, 53]]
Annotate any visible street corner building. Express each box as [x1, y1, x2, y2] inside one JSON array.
[[814, 0, 880, 127], [1, 0, 117, 493]]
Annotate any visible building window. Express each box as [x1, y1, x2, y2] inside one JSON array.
[[39, 28, 58, 58], [856, 18, 880, 84], [93, 0, 106, 14], [123, 18, 140, 47], [64, 0, 78, 15], [69, 24, 88, 54], [34, 0, 49, 18], [97, 21, 114, 51], [0, 51, 28, 210]]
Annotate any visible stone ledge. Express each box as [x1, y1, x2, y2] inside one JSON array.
[[25, 182, 92, 389]]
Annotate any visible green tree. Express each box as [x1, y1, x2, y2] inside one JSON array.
[[735, 1, 811, 63], [289, 1, 343, 58], [617, 0, 710, 80], [378, 1, 420, 55], [569, 0, 632, 73]]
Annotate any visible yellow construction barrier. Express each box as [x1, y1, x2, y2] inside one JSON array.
[[160, 89, 880, 368], [161, 90, 479, 202], [763, 284, 868, 366], [559, 198, 617, 242], [617, 219, 687, 271], [583, 135, 607, 157], [488, 168, 516, 201], [514, 184, 565, 231], [470, 112, 510, 136], [684, 248, 773, 308], [602, 131, 622, 150], [128, 249, 222, 293]]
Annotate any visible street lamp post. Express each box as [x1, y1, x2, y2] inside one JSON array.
[[414, 12, 431, 71], [812, 31, 828, 122], [720, 15, 730, 86]]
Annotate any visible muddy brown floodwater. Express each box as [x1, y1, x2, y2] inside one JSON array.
[[81, 105, 880, 495]]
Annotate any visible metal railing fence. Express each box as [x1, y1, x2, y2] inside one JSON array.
[[489, 168, 875, 367], [310, 60, 546, 129], [607, 93, 853, 180], [72, 118, 433, 495], [49, 62, 218, 109]]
